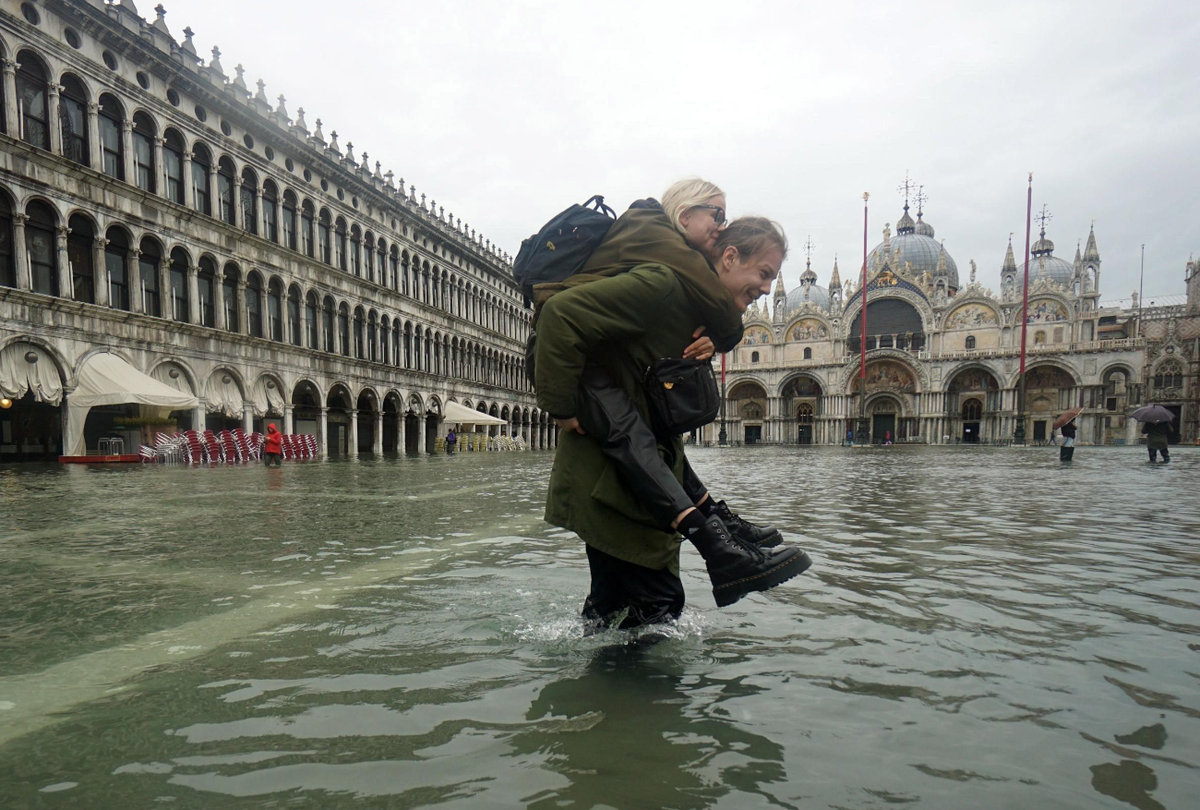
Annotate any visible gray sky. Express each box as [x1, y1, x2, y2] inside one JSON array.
[[162, 0, 1198, 301]]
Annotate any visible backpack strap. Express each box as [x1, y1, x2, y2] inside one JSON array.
[[583, 195, 617, 220]]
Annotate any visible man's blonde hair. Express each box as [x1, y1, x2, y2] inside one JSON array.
[[661, 178, 724, 235]]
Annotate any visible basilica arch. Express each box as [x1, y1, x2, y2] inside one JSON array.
[[779, 373, 823, 444], [945, 364, 1001, 443], [727, 379, 769, 445]]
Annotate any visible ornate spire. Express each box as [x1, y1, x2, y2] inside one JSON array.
[[773, 273, 787, 299], [830, 255, 841, 287], [208, 46, 226, 78], [1083, 223, 1100, 262], [1074, 240, 1082, 271], [152, 4, 170, 34], [232, 64, 248, 92], [937, 240, 947, 276], [1031, 204, 1054, 256], [1002, 235, 1017, 272], [181, 26, 197, 55], [896, 204, 915, 235]]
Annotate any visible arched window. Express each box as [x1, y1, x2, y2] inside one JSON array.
[[367, 311, 378, 361], [433, 333, 442, 375], [23, 202, 58, 296], [300, 201, 314, 255], [349, 225, 362, 276], [67, 214, 95, 304], [751, 351, 760, 363], [353, 307, 365, 359], [334, 218, 348, 271], [267, 278, 283, 341], [318, 209, 331, 264], [197, 257, 216, 327], [262, 181, 278, 242], [245, 273, 264, 338], [191, 144, 212, 215], [168, 246, 189, 322], [59, 75, 88, 166], [163, 129, 185, 204], [282, 191, 297, 250], [287, 285, 301, 345], [798, 403, 814, 425], [390, 248, 399, 291], [321, 296, 334, 352], [364, 233, 375, 283], [240, 167, 258, 235], [380, 316, 389, 363], [404, 323, 413, 368], [104, 227, 130, 310], [401, 254, 410, 296], [803, 347, 812, 360], [963, 399, 983, 421], [392, 321, 400, 365], [15, 53, 50, 150], [98, 94, 124, 180], [222, 264, 239, 332], [337, 303, 350, 356], [305, 291, 318, 349], [132, 112, 156, 193], [965, 335, 976, 350], [216, 158, 236, 225], [138, 237, 161, 316], [432, 269, 440, 309]]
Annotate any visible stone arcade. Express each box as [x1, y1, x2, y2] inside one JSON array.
[[0, 0, 553, 460]]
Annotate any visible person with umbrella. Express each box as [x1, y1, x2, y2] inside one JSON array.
[[1132, 404, 1174, 463], [1053, 406, 1082, 462]]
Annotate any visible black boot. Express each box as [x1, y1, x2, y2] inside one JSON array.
[[706, 499, 783, 548], [684, 515, 812, 607]]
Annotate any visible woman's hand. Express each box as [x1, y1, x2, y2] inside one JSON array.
[[683, 326, 714, 361], [555, 417, 585, 434]]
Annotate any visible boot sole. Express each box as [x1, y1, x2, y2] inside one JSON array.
[[712, 550, 812, 608]]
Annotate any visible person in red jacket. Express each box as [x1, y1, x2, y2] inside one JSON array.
[[263, 423, 283, 467]]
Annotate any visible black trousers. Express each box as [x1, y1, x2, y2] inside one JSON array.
[[576, 364, 707, 530], [581, 544, 685, 630], [1060, 445, 1074, 461], [1148, 447, 1170, 462], [264, 451, 282, 467]]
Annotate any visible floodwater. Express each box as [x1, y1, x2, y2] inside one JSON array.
[[0, 446, 1197, 809]]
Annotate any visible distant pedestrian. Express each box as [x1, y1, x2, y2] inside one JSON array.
[[446, 428, 457, 454], [1058, 418, 1076, 461], [884, 430, 892, 446], [845, 429, 853, 446], [1143, 421, 1170, 463], [263, 423, 283, 467]]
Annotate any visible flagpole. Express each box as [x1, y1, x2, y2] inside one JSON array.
[[718, 351, 728, 446], [1014, 173, 1033, 445], [858, 192, 869, 444]]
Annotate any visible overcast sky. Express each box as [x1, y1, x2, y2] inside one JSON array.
[[161, 0, 1198, 303]]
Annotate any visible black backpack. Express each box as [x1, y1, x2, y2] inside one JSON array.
[[513, 195, 617, 302]]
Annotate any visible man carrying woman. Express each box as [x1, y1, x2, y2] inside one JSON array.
[[534, 179, 812, 630]]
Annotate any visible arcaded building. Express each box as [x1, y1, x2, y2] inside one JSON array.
[[0, 0, 548, 460], [711, 198, 1199, 447]]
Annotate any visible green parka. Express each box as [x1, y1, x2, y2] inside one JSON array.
[[534, 206, 743, 571]]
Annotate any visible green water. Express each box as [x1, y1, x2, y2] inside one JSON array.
[[0, 447, 1197, 808]]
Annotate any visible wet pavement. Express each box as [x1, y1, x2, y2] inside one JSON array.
[[0, 445, 1197, 808]]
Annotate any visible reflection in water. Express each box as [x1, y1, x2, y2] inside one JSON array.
[[518, 641, 788, 809], [0, 447, 1197, 808]]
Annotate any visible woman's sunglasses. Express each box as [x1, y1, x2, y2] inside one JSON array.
[[692, 204, 727, 227]]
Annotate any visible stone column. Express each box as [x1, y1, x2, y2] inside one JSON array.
[[283, 404, 294, 435], [11, 213, 30, 290], [207, 164, 219, 219], [181, 151, 195, 209], [274, 196, 283, 244], [47, 84, 63, 155], [120, 119, 135, 184], [193, 406, 206, 434], [231, 177, 242, 229], [153, 137, 165, 196], [318, 406, 329, 457], [128, 249, 143, 313], [255, 184, 266, 237], [373, 411, 384, 456], [1, 60, 19, 137], [158, 256, 171, 319], [92, 237, 109, 307], [243, 404, 254, 434], [348, 409, 359, 456], [214, 277, 227, 331], [297, 296, 308, 348], [236, 282, 248, 335], [55, 225, 71, 299], [187, 265, 200, 324], [85, 102, 102, 170]]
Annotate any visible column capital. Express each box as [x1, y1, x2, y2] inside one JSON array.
[[48, 83, 62, 97], [94, 236, 110, 248], [55, 225, 72, 239], [1, 58, 19, 75], [120, 119, 133, 133], [128, 248, 142, 258], [86, 101, 100, 114], [12, 212, 29, 226], [158, 256, 171, 269], [154, 136, 165, 147]]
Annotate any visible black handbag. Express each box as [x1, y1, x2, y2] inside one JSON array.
[[643, 358, 720, 434]]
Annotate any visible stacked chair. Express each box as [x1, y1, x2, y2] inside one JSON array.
[[137, 430, 318, 464]]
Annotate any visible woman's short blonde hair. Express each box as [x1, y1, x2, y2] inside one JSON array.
[[661, 178, 724, 235]]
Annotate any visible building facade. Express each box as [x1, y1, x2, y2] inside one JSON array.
[[709, 199, 1199, 447], [1, 0, 550, 461]]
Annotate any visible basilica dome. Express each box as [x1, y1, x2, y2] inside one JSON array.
[[1027, 232, 1074, 287], [786, 280, 829, 311], [867, 206, 959, 289]]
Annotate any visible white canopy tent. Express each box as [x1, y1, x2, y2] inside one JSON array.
[[65, 353, 199, 455], [443, 400, 507, 427]]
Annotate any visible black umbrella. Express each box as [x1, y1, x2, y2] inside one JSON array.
[[1130, 404, 1174, 424]]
